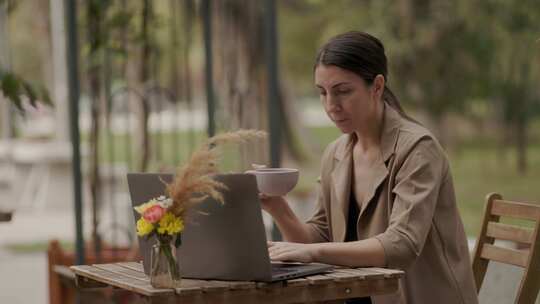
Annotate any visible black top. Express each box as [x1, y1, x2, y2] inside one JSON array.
[[343, 189, 373, 304], [345, 190, 360, 242]]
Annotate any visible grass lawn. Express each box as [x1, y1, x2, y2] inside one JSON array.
[[450, 142, 540, 236], [89, 126, 539, 238]]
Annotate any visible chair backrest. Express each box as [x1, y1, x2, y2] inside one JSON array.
[[472, 193, 540, 304]]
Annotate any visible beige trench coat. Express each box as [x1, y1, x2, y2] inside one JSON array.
[[306, 104, 478, 304]]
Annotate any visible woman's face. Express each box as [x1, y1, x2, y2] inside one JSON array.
[[315, 64, 383, 134]]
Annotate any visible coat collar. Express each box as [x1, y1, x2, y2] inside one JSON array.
[[330, 103, 402, 242], [333, 103, 401, 163]]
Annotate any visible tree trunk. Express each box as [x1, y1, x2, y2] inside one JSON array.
[[515, 116, 527, 175], [131, 0, 152, 172], [182, 0, 196, 154], [86, 0, 105, 261], [211, 0, 305, 169]]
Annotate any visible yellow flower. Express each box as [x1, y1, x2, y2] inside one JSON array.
[[136, 218, 154, 236], [157, 212, 184, 235], [134, 200, 157, 214]]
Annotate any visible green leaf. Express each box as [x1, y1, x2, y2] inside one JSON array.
[[1, 73, 25, 112], [1, 73, 21, 99], [107, 11, 133, 28], [21, 82, 38, 108], [10, 94, 23, 113], [0, 70, 52, 113], [39, 86, 53, 107]]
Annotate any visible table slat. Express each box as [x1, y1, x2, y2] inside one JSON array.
[[305, 274, 336, 285], [216, 280, 256, 290], [325, 269, 365, 282], [286, 277, 310, 287], [116, 261, 144, 273], [338, 268, 385, 280], [256, 281, 284, 289], [71, 265, 174, 296], [116, 262, 255, 291], [181, 279, 234, 292], [94, 263, 149, 282], [366, 268, 404, 278]]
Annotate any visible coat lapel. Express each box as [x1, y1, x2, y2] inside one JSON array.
[[329, 104, 402, 242], [358, 104, 401, 220], [330, 141, 353, 242], [358, 157, 390, 220]]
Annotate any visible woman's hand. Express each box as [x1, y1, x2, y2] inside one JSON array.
[[245, 164, 289, 215], [268, 241, 318, 263]]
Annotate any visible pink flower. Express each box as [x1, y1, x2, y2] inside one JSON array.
[[142, 205, 166, 223]]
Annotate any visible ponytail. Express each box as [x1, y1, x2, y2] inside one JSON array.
[[383, 85, 419, 124]]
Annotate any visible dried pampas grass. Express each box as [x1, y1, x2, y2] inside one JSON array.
[[165, 129, 267, 217]]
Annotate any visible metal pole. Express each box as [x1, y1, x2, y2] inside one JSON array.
[[64, 0, 85, 265], [264, 0, 283, 241], [265, 0, 281, 168], [202, 0, 215, 137]]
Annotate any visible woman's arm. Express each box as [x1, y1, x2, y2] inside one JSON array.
[[269, 138, 447, 269], [268, 238, 386, 267], [260, 142, 335, 244], [260, 195, 315, 243]]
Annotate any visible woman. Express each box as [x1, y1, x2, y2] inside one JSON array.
[[261, 31, 478, 304]]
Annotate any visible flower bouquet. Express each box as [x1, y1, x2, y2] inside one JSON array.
[[134, 129, 266, 288]]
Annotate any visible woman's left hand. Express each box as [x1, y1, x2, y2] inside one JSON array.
[[268, 241, 318, 263]]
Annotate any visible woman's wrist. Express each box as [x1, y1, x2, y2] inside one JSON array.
[[309, 243, 324, 262], [263, 196, 290, 216]]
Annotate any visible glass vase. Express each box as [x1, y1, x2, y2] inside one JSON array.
[[150, 235, 182, 288]]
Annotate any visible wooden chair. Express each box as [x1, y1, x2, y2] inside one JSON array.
[[47, 240, 141, 304], [472, 193, 540, 304]]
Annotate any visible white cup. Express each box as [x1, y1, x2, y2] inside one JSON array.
[[245, 168, 299, 197]]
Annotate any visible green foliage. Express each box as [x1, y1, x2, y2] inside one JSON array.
[[0, 69, 52, 113], [1, 0, 52, 114], [0, 0, 18, 13], [280, 0, 540, 121]]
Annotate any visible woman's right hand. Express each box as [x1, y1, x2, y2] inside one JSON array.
[[247, 163, 290, 215]]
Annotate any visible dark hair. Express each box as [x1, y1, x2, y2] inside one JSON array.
[[315, 31, 409, 119]]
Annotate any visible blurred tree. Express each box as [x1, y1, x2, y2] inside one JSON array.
[[168, 0, 196, 155], [210, 0, 308, 168], [0, 0, 51, 114], [466, 0, 540, 174], [279, 0, 330, 95], [84, 0, 111, 260], [362, 0, 484, 147], [128, 0, 154, 172], [280, 0, 485, 148], [280, 0, 540, 175], [79, 0, 140, 256], [0, 69, 52, 113]]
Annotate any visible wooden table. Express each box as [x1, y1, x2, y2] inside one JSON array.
[[71, 262, 403, 303], [0, 211, 12, 222]]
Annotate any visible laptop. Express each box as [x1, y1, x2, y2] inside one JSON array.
[[127, 172, 333, 282]]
